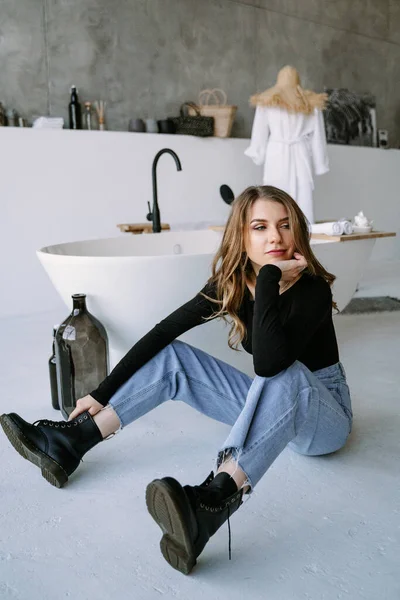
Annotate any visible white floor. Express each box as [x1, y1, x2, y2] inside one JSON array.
[[1, 261, 399, 600]]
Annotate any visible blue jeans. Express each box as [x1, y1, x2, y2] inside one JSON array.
[[108, 340, 353, 490]]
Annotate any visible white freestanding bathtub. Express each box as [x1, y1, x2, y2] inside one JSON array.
[[37, 229, 377, 376]]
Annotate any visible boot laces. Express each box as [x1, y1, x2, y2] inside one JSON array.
[[33, 414, 89, 429], [227, 506, 232, 560], [195, 485, 239, 561]]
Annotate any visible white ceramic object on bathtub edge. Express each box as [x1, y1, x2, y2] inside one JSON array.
[[37, 229, 375, 375]]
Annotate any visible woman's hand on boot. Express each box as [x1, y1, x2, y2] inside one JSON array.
[[68, 395, 104, 421]]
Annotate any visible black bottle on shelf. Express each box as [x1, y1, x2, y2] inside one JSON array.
[[69, 85, 82, 130], [55, 294, 109, 420], [49, 325, 60, 410]]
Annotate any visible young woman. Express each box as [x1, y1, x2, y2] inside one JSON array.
[[1, 185, 353, 575]]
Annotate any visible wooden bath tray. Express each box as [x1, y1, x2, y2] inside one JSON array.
[[308, 231, 396, 242], [117, 223, 170, 234], [209, 226, 396, 243]]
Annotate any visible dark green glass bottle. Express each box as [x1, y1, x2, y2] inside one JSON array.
[[55, 294, 109, 420], [49, 325, 60, 410]]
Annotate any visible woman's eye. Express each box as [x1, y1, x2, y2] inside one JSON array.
[[254, 224, 290, 231]]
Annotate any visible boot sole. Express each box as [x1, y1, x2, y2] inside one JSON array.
[[146, 478, 197, 575], [0, 414, 68, 488]]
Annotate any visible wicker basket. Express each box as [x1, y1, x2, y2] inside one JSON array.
[[188, 89, 237, 138]]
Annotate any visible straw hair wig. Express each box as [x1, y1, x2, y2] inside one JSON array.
[[250, 66, 327, 115]]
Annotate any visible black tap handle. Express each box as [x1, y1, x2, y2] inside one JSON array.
[[146, 201, 153, 222]]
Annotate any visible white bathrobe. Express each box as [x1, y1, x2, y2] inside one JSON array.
[[244, 106, 329, 224]]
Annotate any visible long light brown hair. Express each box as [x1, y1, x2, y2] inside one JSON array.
[[202, 185, 338, 350]]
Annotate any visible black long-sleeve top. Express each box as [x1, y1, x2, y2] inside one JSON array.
[[90, 264, 339, 406]]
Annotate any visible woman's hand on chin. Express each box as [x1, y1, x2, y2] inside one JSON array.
[[264, 252, 307, 282]]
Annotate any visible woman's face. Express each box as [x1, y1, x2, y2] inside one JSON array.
[[244, 199, 295, 274]]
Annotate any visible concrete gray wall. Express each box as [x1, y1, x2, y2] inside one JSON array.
[[0, 0, 399, 142]]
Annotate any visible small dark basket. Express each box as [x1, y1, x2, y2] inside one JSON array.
[[171, 102, 214, 137]]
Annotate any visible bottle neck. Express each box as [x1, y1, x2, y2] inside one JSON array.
[[71, 87, 78, 103], [72, 294, 86, 312]]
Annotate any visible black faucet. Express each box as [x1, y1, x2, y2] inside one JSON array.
[[146, 148, 182, 233]]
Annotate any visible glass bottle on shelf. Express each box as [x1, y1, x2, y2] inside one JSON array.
[[69, 85, 82, 130], [6, 108, 18, 127], [55, 294, 109, 420], [0, 102, 5, 126], [84, 101, 93, 130]]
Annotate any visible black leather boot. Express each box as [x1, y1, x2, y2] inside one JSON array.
[[146, 471, 243, 575], [0, 411, 104, 488]]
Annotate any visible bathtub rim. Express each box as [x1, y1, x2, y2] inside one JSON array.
[[37, 230, 338, 261], [36, 229, 226, 259]]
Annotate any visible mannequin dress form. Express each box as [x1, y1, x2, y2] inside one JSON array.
[[245, 66, 329, 224]]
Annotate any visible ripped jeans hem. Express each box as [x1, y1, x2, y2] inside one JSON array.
[[216, 447, 254, 496]]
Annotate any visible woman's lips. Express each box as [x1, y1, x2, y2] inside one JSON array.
[[267, 250, 286, 255]]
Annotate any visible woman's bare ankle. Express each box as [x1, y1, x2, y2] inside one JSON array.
[[93, 406, 121, 439], [217, 459, 250, 494]]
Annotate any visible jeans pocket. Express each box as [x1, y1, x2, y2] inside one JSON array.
[[324, 381, 353, 433], [338, 382, 353, 431]]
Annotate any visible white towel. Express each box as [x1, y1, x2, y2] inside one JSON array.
[[341, 221, 353, 235], [338, 218, 354, 234], [32, 117, 64, 129], [310, 221, 353, 236], [311, 222, 343, 235]]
